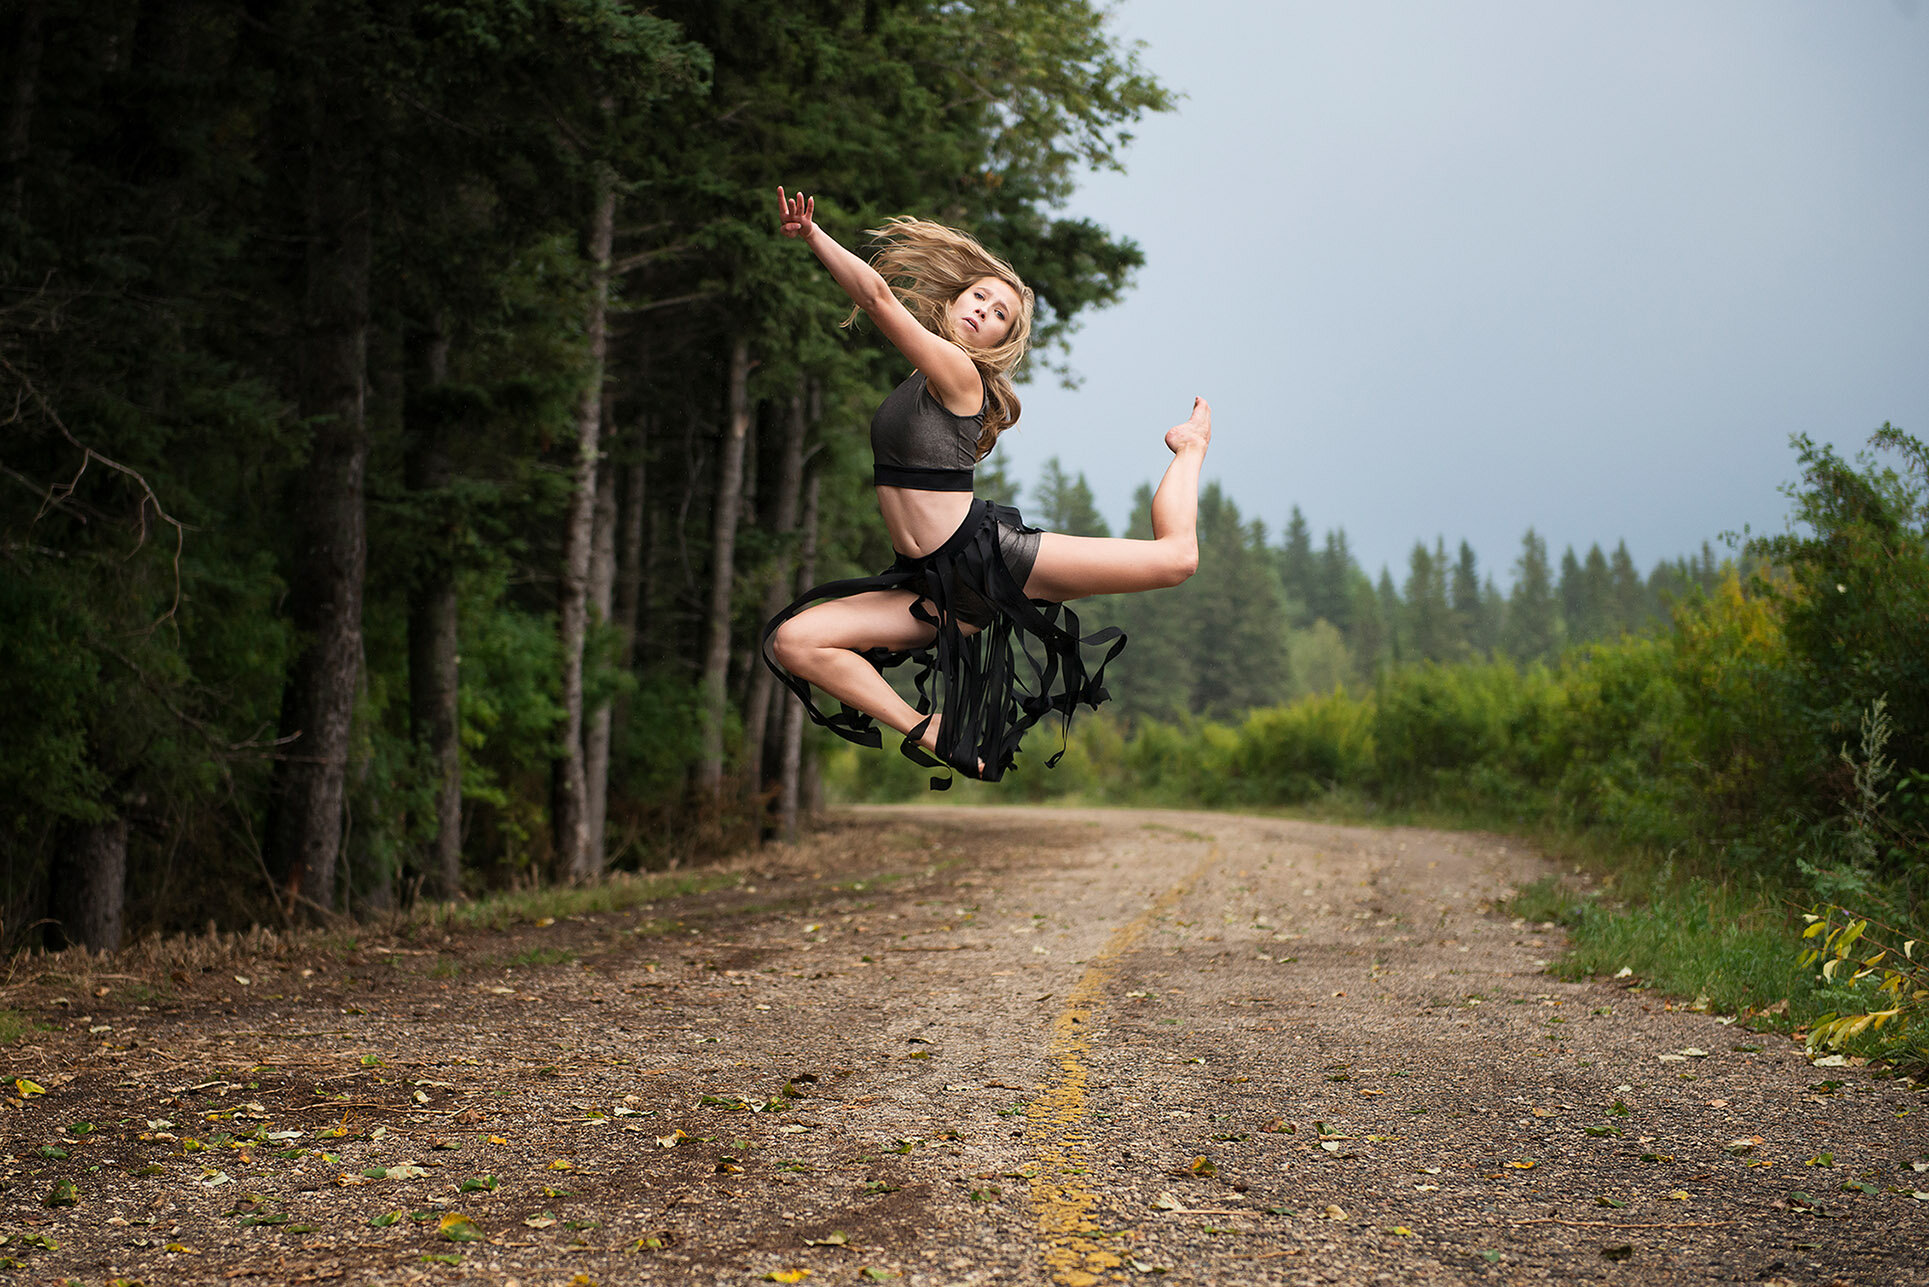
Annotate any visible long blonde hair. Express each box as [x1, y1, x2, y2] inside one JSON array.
[[850, 215, 1034, 457]]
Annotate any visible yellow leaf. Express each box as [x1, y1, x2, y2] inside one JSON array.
[[489, 1135, 510, 1145], [1388, 1226, 1414, 1236], [439, 1213, 483, 1243], [766, 1272, 812, 1284], [1665, 1190, 1690, 1201], [1505, 1160, 1536, 1170], [548, 1158, 573, 1170], [165, 1243, 199, 1254], [14, 1079, 46, 1098]]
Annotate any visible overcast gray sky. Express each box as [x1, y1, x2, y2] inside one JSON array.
[[995, 0, 1929, 584]]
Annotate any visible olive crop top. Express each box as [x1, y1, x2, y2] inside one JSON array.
[[870, 372, 984, 492]]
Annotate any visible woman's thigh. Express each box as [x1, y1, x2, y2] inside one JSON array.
[[776, 590, 938, 654], [1023, 532, 1188, 602]]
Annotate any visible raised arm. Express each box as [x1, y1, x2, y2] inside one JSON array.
[[777, 187, 981, 409]]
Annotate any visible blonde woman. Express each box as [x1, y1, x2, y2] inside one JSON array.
[[764, 187, 1211, 785]]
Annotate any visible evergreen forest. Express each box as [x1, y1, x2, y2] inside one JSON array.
[[5, 0, 1925, 1012]]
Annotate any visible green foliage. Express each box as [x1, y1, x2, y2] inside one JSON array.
[[1747, 428, 1929, 861], [1797, 906, 1929, 1069], [1, 0, 1186, 930]]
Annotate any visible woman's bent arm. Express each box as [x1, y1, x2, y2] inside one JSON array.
[[777, 187, 980, 404]]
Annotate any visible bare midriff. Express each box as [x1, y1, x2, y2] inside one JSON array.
[[876, 485, 974, 558]]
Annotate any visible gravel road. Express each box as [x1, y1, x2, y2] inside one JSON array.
[[4, 805, 1925, 1286]]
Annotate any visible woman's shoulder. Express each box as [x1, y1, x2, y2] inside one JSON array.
[[917, 366, 986, 420]]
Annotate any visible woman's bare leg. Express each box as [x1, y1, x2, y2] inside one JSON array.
[[1022, 396, 1212, 601], [770, 591, 936, 739]]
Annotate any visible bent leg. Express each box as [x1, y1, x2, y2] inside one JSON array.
[[769, 590, 937, 739], [1023, 396, 1212, 602]]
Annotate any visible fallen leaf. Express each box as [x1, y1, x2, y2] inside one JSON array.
[[438, 1213, 483, 1243], [1505, 1160, 1536, 1170], [1322, 1204, 1349, 1221], [525, 1213, 558, 1228], [1153, 1192, 1183, 1211], [765, 1272, 812, 1284], [1665, 1190, 1690, 1201], [803, 1231, 850, 1247], [15, 1079, 47, 1098]]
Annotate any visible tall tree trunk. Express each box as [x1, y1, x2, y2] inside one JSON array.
[[554, 164, 616, 881], [742, 381, 809, 808], [610, 444, 646, 760], [614, 446, 646, 668], [779, 468, 821, 842], [47, 815, 126, 952], [1, 0, 44, 218], [406, 323, 462, 901], [268, 98, 370, 921], [581, 452, 618, 879], [697, 336, 753, 798]]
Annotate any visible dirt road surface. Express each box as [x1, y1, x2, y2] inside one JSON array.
[[4, 806, 1926, 1286]]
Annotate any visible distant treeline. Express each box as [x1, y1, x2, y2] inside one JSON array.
[[1005, 457, 1728, 724], [0, 0, 1174, 945], [845, 431, 1929, 926]]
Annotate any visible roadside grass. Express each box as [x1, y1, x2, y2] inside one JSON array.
[[481, 946, 579, 971], [412, 870, 745, 934], [0, 1008, 31, 1044], [1503, 867, 1928, 1073]]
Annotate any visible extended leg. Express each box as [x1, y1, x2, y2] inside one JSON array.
[[1022, 396, 1212, 602]]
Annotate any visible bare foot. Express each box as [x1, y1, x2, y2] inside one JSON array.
[[916, 713, 987, 777], [1164, 396, 1212, 455]]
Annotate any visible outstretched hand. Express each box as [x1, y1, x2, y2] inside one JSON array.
[[776, 186, 815, 240]]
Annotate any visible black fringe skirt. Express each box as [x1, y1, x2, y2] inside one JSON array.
[[762, 499, 1126, 789]]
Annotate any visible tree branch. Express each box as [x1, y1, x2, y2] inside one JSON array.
[[0, 352, 187, 627]]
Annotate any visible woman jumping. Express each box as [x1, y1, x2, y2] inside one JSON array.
[[763, 188, 1211, 786]]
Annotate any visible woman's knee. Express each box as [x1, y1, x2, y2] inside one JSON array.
[[770, 618, 817, 673]]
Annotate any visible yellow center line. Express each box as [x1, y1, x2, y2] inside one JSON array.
[[1025, 844, 1223, 1287]]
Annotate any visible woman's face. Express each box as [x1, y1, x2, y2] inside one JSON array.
[[950, 276, 1020, 349]]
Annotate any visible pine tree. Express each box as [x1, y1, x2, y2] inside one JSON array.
[[1576, 543, 1611, 643], [1404, 539, 1458, 663], [1033, 457, 1111, 537], [1503, 528, 1559, 663], [1608, 540, 1645, 635], [1311, 528, 1356, 630], [1279, 505, 1314, 627], [1451, 540, 1491, 656]]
